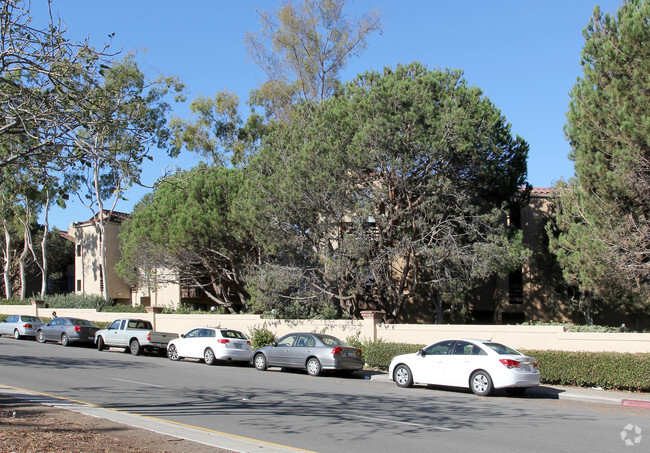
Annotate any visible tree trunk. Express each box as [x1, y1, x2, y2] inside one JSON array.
[[2, 224, 11, 299]]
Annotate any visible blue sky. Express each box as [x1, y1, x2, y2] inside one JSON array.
[[32, 0, 624, 230]]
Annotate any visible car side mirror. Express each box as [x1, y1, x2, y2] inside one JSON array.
[[272, 341, 278, 347], [180, 334, 185, 338], [418, 349, 427, 357]]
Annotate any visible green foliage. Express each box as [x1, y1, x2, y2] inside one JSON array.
[[249, 323, 277, 350], [42, 294, 112, 311], [554, 0, 650, 317], [101, 304, 147, 313], [241, 62, 529, 322], [0, 297, 31, 305], [522, 349, 650, 392], [161, 304, 226, 315]]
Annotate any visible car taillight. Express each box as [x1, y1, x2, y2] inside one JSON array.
[[499, 359, 520, 369], [73, 326, 82, 332], [247, 340, 252, 345], [23, 324, 33, 329], [534, 361, 538, 369], [357, 348, 362, 355], [147, 333, 151, 341], [218, 339, 230, 344], [331, 346, 343, 355]]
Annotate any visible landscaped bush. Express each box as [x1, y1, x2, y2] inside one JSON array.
[[521, 349, 650, 392], [249, 323, 277, 349], [0, 297, 30, 305], [101, 304, 147, 313], [42, 294, 112, 311]]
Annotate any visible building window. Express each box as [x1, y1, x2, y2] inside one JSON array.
[[76, 244, 81, 257], [99, 265, 104, 293], [508, 271, 523, 304], [77, 280, 81, 291]]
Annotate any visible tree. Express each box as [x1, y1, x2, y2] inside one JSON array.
[[69, 55, 183, 300], [551, 0, 650, 319], [245, 0, 383, 119], [0, 0, 112, 172], [116, 165, 255, 312], [241, 63, 529, 322]]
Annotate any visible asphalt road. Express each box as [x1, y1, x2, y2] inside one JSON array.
[[0, 336, 648, 453]]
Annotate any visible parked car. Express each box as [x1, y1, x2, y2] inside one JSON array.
[[251, 332, 363, 376], [0, 315, 45, 339], [36, 317, 100, 346], [95, 318, 178, 356], [167, 327, 252, 365], [388, 338, 540, 396]]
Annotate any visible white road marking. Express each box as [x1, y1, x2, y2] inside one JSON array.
[[111, 378, 165, 388], [343, 413, 453, 431]]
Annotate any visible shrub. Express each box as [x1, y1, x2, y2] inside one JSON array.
[[0, 297, 30, 305], [249, 323, 277, 350], [42, 294, 112, 311], [102, 304, 147, 313]]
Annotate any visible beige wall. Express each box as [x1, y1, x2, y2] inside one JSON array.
[[3, 305, 649, 353]]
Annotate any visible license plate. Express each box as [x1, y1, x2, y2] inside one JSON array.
[[521, 364, 531, 372], [234, 343, 242, 349], [346, 352, 354, 357]]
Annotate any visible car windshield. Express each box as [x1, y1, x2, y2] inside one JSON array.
[[315, 334, 344, 347], [484, 342, 521, 355]]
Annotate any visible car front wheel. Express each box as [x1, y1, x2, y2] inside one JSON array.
[[167, 344, 180, 361], [470, 370, 493, 396], [394, 364, 414, 388], [254, 353, 268, 371], [306, 357, 321, 376]]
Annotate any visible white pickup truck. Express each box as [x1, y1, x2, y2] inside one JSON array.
[[95, 318, 178, 356]]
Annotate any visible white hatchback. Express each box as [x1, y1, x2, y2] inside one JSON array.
[[389, 338, 540, 396], [167, 327, 252, 365]]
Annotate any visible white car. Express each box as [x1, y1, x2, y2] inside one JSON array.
[[389, 338, 540, 396], [167, 327, 252, 365]]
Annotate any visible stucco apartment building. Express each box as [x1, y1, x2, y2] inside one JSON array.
[[69, 189, 569, 322]]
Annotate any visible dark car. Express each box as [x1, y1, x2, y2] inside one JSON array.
[[36, 317, 100, 346], [251, 332, 363, 376]]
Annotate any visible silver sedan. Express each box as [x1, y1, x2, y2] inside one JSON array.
[[251, 332, 364, 376], [0, 315, 45, 339]]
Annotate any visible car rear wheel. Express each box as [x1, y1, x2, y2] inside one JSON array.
[[394, 364, 414, 388], [97, 336, 105, 351], [129, 339, 141, 356], [61, 333, 70, 346], [306, 357, 321, 376], [254, 353, 268, 371], [204, 348, 216, 365], [167, 344, 180, 361], [470, 370, 493, 396], [13, 329, 21, 340], [36, 331, 46, 343]]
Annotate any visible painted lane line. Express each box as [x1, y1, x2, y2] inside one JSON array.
[[343, 413, 453, 431], [111, 377, 165, 388]]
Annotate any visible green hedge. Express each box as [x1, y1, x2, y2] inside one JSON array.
[[521, 349, 650, 392]]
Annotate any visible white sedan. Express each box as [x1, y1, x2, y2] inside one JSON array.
[[388, 338, 540, 396], [167, 327, 252, 365]]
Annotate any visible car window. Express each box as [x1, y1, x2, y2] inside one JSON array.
[[22, 316, 41, 323], [295, 335, 315, 347], [484, 342, 521, 355], [277, 335, 297, 347], [424, 340, 454, 355], [72, 319, 95, 327], [207, 329, 216, 337], [220, 330, 246, 340], [185, 329, 201, 338], [110, 320, 121, 330], [451, 341, 475, 355], [6, 316, 16, 323], [120, 320, 126, 329]]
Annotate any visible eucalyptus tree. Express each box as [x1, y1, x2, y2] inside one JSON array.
[[68, 55, 183, 300], [0, 0, 112, 173], [550, 0, 650, 319], [241, 63, 529, 322]]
